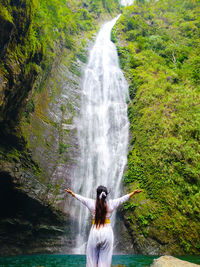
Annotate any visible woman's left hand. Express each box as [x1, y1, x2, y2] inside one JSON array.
[[64, 188, 75, 197]]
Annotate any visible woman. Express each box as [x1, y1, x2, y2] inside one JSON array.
[[65, 185, 142, 267]]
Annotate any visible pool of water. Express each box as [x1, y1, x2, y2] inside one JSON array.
[[0, 254, 200, 267]]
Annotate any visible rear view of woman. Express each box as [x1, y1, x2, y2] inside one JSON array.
[[65, 185, 142, 267]]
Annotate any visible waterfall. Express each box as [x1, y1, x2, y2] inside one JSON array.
[[71, 15, 129, 253], [120, 0, 134, 6]]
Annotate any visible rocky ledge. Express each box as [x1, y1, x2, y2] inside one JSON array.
[[151, 256, 200, 267]]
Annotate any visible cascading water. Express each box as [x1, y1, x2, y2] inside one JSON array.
[[71, 15, 129, 253], [120, 0, 134, 6]]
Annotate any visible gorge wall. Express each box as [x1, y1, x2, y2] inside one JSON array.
[[0, 0, 121, 255], [0, 0, 200, 257]]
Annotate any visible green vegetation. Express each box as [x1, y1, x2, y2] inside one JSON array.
[[0, 0, 120, 125], [59, 143, 69, 155], [1, 0, 120, 68], [0, 4, 13, 22], [114, 0, 200, 254], [0, 0, 120, 153]]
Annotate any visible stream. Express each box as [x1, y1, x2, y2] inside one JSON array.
[[1, 254, 200, 267]]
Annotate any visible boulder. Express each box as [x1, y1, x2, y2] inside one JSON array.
[[151, 256, 200, 267]]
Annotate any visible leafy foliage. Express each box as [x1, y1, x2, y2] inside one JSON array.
[[114, 0, 200, 254], [0, 0, 120, 90]]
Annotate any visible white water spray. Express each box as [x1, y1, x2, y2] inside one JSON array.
[[71, 15, 129, 253], [120, 0, 134, 6]]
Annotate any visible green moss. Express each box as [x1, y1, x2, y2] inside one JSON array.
[[115, 0, 200, 254], [3, 148, 21, 163], [59, 143, 69, 155], [77, 49, 88, 63], [24, 99, 35, 123], [0, 4, 13, 23], [69, 62, 82, 77], [0, 144, 43, 181], [123, 202, 138, 211]]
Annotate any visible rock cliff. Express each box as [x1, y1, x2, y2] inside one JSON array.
[[0, 0, 120, 255]]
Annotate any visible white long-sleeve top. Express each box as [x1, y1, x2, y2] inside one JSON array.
[[75, 193, 130, 219]]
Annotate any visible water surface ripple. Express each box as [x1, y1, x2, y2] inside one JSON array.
[[1, 254, 200, 267]]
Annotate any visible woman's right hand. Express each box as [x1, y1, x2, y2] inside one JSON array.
[[129, 189, 143, 198], [133, 189, 143, 194]]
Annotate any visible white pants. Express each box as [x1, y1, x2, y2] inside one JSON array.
[[86, 224, 114, 267]]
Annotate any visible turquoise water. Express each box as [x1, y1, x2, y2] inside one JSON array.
[[0, 254, 200, 267]]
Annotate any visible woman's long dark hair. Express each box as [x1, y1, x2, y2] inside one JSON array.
[[94, 185, 108, 227]]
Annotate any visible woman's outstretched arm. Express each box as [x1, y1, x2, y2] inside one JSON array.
[[110, 189, 143, 210], [129, 189, 143, 198], [64, 188, 95, 212]]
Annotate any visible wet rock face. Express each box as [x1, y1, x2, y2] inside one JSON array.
[[0, 0, 90, 256], [0, 49, 86, 255], [0, 0, 39, 129], [0, 171, 68, 256], [0, 15, 14, 57], [20, 50, 86, 210], [0, 0, 92, 253], [114, 210, 138, 254], [0, 13, 90, 253]]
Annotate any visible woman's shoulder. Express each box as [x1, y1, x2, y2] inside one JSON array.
[[106, 199, 113, 207]]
